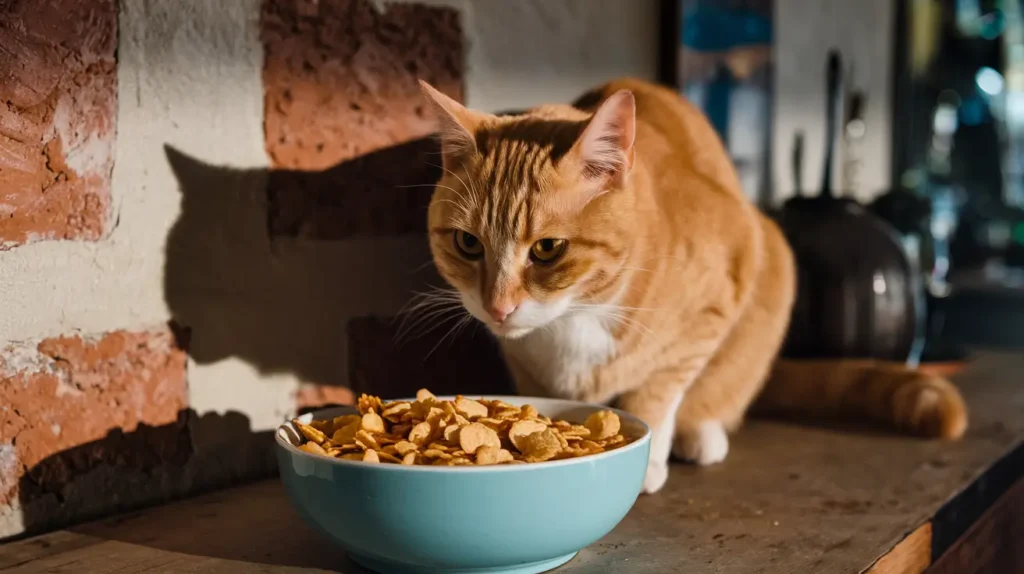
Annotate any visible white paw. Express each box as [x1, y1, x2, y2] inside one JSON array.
[[673, 420, 729, 466], [642, 461, 669, 494]]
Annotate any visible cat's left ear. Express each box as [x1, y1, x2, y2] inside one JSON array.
[[570, 89, 636, 185], [419, 80, 485, 169]]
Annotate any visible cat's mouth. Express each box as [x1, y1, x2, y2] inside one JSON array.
[[490, 324, 534, 339], [471, 313, 541, 339], [462, 306, 538, 339], [458, 292, 569, 339]]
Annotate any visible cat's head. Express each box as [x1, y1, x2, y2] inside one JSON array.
[[419, 81, 638, 339]]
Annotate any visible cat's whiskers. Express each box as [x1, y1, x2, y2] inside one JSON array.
[[396, 182, 472, 216], [400, 297, 461, 319], [394, 288, 466, 344], [453, 312, 476, 338], [567, 302, 656, 340], [408, 259, 438, 275], [423, 310, 475, 361], [398, 290, 463, 316], [394, 305, 466, 346], [602, 312, 656, 340], [394, 304, 458, 341], [428, 161, 483, 203], [399, 288, 462, 313], [437, 198, 472, 213], [396, 181, 465, 198], [602, 309, 654, 334]]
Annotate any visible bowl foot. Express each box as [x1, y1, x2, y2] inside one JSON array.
[[348, 551, 579, 574]]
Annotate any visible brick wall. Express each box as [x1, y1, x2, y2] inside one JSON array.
[[0, 0, 657, 539], [262, 0, 462, 240], [0, 0, 116, 249], [1, 328, 194, 532]]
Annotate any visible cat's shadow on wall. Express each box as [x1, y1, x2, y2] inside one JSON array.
[[162, 139, 514, 400]]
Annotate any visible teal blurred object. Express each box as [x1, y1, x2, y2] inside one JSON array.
[[676, 0, 774, 204], [681, 1, 773, 140], [681, 3, 772, 51], [276, 397, 651, 574]]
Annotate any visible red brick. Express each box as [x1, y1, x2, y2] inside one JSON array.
[[347, 315, 514, 400], [261, 0, 463, 169], [261, 0, 464, 239], [0, 327, 189, 506], [0, 0, 117, 250]]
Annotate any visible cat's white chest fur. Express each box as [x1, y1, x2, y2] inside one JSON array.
[[503, 311, 618, 399]]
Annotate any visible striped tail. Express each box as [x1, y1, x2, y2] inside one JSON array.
[[755, 359, 968, 440]]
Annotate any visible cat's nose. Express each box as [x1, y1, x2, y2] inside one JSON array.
[[487, 302, 517, 324]]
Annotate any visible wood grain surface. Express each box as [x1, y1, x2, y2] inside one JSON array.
[[1, 352, 1021, 573]]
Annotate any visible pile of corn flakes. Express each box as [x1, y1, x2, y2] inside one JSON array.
[[291, 389, 635, 466]]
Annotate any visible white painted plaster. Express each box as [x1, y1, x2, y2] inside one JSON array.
[[414, 0, 659, 112], [0, 0, 661, 446], [773, 0, 894, 204]]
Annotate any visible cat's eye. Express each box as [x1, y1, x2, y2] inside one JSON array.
[[454, 230, 484, 259], [530, 238, 567, 263]]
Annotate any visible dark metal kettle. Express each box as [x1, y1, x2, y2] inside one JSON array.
[[770, 50, 923, 363]]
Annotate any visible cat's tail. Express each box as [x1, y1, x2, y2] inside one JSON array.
[[754, 359, 968, 440]]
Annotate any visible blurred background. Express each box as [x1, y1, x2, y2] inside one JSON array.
[[669, 0, 1024, 365], [0, 0, 1021, 541]]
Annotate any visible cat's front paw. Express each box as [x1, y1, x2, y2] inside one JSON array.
[[672, 420, 729, 466], [641, 460, 669, 494]]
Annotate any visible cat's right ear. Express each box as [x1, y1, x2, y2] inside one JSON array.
[[418, 80, 483, 169], [570, 89, 636, 185]]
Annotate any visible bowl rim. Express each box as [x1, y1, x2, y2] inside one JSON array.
[[275, 395, 652, 473]]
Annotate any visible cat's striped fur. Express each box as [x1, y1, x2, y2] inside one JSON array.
[[420, 78, 967, 493]]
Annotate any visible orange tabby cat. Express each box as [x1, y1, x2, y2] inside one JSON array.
[[418, 78, 968, 493]]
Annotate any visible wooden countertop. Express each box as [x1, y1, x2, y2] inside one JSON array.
[[1, 352, 1021, 573]]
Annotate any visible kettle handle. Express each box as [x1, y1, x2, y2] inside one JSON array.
[[821, 50, 842, 198]]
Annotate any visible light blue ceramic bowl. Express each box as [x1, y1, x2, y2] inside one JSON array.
[[276, 396, 651, 574]]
